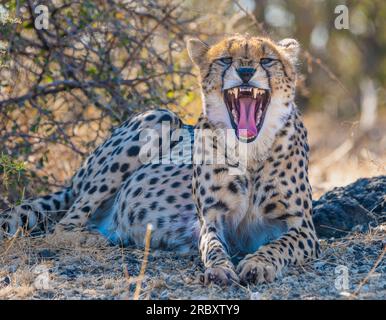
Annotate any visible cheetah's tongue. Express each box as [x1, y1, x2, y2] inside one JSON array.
[[237, 97, 257, 139]]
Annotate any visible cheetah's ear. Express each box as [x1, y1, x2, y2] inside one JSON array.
[[187, 38, 210, 66], [277, 38, 300, 64]]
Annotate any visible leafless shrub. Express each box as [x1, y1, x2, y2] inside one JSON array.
[[0, 0, 200, 200]]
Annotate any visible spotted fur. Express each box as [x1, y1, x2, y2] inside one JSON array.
[[0, 35, 320, 286]]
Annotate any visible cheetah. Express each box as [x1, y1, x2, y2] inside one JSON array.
[[0, 34, 320, 286]]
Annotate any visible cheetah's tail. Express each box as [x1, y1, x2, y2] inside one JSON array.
[[0, 186, 76, 240]]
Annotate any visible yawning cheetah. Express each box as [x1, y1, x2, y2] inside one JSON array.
[[0, 34, 320, 286]]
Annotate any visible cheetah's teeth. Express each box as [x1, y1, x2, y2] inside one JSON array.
[[232, 108, 239, 122], [233, 88, 238, 99], [256, 108, 262, 122]]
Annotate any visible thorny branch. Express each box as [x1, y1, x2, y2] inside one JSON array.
[[0, 0, 200, 192]]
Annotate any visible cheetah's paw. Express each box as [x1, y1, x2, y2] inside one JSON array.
[[237, 258, 278, 285], [201, 265, 239, 286]]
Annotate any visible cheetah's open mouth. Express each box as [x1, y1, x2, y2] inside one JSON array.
[[224, 86, 270, 143]]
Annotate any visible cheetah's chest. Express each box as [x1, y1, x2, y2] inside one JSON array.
[[225, 174, 288, 256]]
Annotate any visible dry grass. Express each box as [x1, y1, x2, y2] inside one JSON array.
[[0, 111, 385, 300], [0, 224, 384, 300]]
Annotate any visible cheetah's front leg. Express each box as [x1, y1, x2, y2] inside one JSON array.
[[192, 164, 248, 286], [237, 217, 320, 284], [198, 220, 239, 285]]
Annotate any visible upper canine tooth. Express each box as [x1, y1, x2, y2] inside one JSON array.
[[258, 89, 265, 95], [253, 88, 258, 98], [234, 88, 238, 98]]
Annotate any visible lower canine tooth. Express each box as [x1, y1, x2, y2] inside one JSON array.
[[232, 109, 238, 121], [256, 109, 262, 121]]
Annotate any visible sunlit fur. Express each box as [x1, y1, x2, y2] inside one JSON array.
[[0, 34, 319, 287], [188, 34, 300, 164]]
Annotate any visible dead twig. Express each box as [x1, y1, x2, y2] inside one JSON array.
[[133, 223, 153, 300], [3, 227, 23, 256], [351, 245, 385, 298]]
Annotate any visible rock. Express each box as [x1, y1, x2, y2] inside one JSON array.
[[313, 176, 386, 238], [0, 275, 11, 288], [38, 249, 57, 260]]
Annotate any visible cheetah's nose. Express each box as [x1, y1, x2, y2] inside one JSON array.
[[236, 67, 256, 84]]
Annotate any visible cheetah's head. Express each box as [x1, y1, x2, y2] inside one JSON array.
[[187, 34, 299, 145]]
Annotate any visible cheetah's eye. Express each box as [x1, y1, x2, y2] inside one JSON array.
[[260, 58, 276, 67], [218, 57, 233, 65]]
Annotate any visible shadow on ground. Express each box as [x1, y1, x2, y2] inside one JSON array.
[[0, 177, 385, 300]]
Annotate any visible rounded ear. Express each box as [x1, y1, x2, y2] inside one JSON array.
[[186, 38, 209, 66], [277, 38, 300, 63]]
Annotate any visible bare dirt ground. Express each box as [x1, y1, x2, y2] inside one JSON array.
[[0, 112, 385, 300]]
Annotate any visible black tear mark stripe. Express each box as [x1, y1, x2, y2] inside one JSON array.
[[221, 63, 232, 91], [204, 57, 233, 79], [212, 39, 234, 90], [263, 66, 273, 93], [261, 41, 291, 81]]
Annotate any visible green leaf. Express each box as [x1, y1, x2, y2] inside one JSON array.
[[86, 66, 98, 76], [43, 75, 54, 83], [22, 21, 34, 29]]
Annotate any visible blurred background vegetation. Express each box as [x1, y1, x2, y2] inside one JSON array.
[[0, 0, 385, 207]]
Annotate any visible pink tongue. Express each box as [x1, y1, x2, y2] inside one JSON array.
[[237, 97, 257, 138]]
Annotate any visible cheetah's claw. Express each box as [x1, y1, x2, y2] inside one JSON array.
[[237, 258, 277, 285], [202, 266, 239, 286]]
